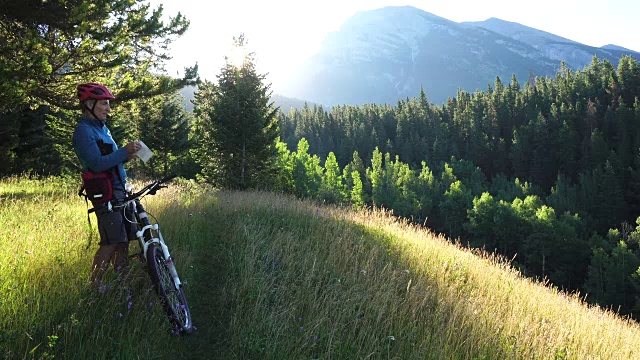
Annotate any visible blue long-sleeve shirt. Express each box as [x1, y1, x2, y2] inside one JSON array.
[[72, 117, 129, 190]]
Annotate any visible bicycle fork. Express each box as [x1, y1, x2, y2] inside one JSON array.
[[134, 202, 183, 291]]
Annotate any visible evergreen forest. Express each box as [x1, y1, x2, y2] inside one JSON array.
[[2, 0, 640, 320]]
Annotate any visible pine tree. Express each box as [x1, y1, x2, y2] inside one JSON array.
[[0, 0, 197, 110], [617, 55, 640, 108], [626, 148, 640, 220], [367, 147, 385, 207], [273, 140, 295, 193], [439, 180, 472, 240], [546, 173, 578, 215], [510, 129, 529, 181], [350, 168, 365, 209], [139, 93, 192, 178], [416, 161, 435, 221], [585, 237, 640, 314], [195, 34, 279, 189], [0, 110, 19, 175], [592, 160, 626, 233], [291, 138, 322, 198], [319, 152, 347, 203], [466, 192, 498, 248], [530, 112, 555, 190], [555, 120, 578, 180], [0, 0, 198, 176]]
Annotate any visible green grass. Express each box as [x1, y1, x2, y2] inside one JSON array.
[[2, 176, 640, 359]]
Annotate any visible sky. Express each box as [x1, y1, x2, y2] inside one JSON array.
[[146, 0, 640, 93]]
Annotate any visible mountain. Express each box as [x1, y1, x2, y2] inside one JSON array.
[[281, 6, 639, 106], [270, 94, 322, 114], [602, 44, 637, 52], [464, 17, 640, 72], [178, 86, 318, 114]]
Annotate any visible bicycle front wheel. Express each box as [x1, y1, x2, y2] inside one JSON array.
[[147, 244, 192, 333]]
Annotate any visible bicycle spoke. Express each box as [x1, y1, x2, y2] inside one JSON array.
[[148, 244, 191, 332]]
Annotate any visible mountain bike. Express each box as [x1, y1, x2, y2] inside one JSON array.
[[92, 175, 193, 333]]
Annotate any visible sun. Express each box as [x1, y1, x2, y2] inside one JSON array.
[[228, 44, 247, 68]]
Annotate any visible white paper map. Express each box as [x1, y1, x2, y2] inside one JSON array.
[[136, 140, 153, 163]]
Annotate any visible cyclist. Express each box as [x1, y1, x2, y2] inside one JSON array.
[[72, 83, 141, 287]]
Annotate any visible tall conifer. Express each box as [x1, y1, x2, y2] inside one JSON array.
[[195, 35, 279, 188]]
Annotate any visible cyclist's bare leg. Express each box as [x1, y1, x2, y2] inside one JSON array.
[[91, 243, 129, 286], [111, 242, 130, 278]]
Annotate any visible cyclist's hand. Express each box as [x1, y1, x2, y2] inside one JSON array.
[[125, 141, 141, 159], [125, 183, 135, 193]]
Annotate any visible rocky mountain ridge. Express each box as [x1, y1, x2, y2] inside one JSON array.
[[281, 6, 639, 106]]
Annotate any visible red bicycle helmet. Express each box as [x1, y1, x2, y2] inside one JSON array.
[[77, 83, 115, 102]]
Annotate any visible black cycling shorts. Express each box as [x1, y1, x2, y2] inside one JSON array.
[[95, 190, 137, 246]]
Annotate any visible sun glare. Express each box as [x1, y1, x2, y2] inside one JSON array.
[[228, 45, 247, 68]]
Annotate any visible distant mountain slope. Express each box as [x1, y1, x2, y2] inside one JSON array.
[[281, 6, 638, 106], [463, 17, 580, 48], [465, 18, 640, 72], [179, 86, 316, 113], [271, 94, 321, 114], [601, 44, 638, 52]]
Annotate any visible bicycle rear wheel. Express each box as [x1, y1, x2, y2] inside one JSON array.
[[147, 243, 192, 333]]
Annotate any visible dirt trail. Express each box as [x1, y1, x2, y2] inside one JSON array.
[[163, 209, 239, 359]]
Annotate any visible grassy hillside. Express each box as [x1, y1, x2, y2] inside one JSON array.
[[2, 177, 640, 359]]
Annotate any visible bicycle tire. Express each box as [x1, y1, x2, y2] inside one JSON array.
[[147, 243, 193, 333]]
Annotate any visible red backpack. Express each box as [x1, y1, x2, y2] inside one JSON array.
[[80, 169, 114, 204]]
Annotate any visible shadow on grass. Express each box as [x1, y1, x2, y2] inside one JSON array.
[[172, 190, 514, 360]]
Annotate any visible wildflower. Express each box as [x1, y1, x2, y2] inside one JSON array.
[[148, 302, 153, 307], [119, 313, 123, 318], [297, 317, 302, 322], [126, 294, 132, 300], [299, 326, 303, 332], [314, 335, 318, 341], [387, 335, 396, 341], [127, 302, 133, 310], [361, 269, 367, 276]]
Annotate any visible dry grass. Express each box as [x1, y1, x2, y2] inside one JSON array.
[[2, 178, 640, 359], [219, 190, 640, 359]]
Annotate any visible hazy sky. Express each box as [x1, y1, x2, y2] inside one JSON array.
[[147, 0, 640, 92]]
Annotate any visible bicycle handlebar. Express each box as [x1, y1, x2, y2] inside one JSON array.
[[159, 174, 177, 184], [126, 174, 177, 201], [87, 175, 177, 214]]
